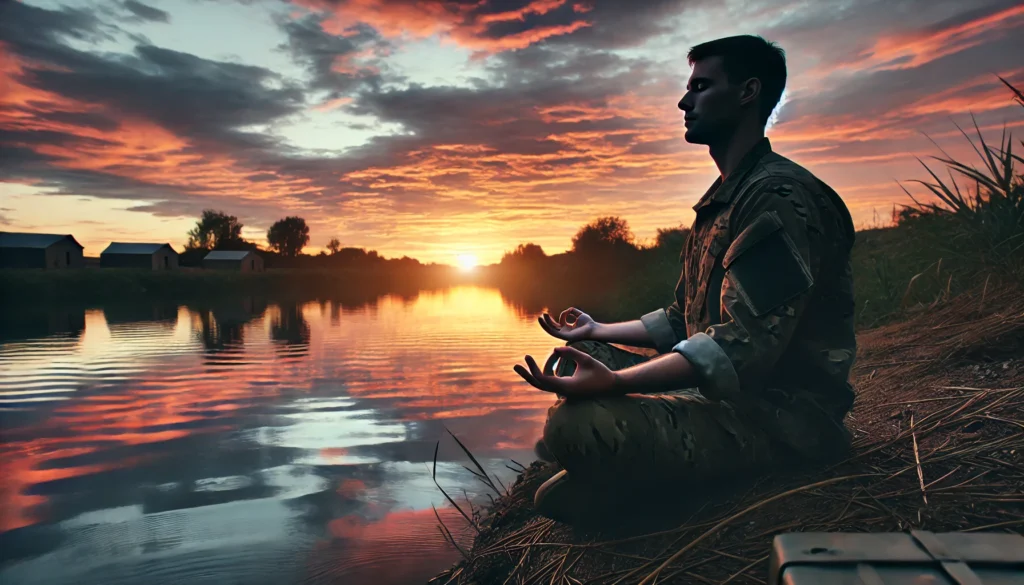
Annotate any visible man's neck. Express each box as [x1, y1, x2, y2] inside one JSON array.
[[708, 124, 765, 180]]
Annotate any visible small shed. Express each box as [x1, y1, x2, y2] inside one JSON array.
[[100, 243, 179, 270], [203, 250, 264, 272], [0, 232, 84, 269]]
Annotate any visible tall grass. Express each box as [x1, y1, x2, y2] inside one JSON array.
[[896, 75, 1024, 275], [854, 75, 1024, 326]]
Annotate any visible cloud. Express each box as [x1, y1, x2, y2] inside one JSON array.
[[842, 1, 1024, 73], [0, 1, 314, 220], [288, 0, 695, 55], [122, 0, 171, 23], [276, 14, 395, 99]]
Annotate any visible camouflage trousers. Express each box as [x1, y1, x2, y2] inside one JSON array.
[[544, 341, 785, 493]]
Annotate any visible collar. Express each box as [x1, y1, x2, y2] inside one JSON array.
[[692, 137, 773, 211]]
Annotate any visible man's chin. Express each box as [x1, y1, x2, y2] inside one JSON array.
[[683, 129, 707, 145]]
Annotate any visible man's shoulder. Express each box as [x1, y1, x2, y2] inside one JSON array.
[[745, 151, 831, 194], [735, 150, 855, 239]]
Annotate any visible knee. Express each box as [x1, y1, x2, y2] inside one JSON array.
[[542, 398, 612, 459], [565, 340, 601, 353]]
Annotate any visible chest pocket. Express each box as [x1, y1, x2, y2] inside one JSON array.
[[686, 213, 731, 331]]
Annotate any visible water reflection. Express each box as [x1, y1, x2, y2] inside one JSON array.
[[270, 301, 311, 356], [0, 287, 559, 584], [0, 305, 85, 344]]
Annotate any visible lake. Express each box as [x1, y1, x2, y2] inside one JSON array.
[[0, 286, 561, 585]]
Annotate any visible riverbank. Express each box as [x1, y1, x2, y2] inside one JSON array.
[[430, 283, 1024, 584]]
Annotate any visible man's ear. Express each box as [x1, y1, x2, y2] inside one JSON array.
[[739, 78, 761, 107]]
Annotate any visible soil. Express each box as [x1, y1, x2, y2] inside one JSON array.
[[429, 285, 1024, 585]]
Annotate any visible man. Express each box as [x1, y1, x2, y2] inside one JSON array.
[[513, 35, 857, 526]]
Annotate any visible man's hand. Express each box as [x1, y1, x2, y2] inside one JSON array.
[[513, 345, 618, 398], [538, 307, 597, 342]]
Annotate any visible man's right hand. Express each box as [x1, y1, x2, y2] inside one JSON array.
[[538, 307, 597, 342]]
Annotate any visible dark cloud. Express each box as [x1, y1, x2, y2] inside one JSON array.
[[538, 0, 696, 50], [276, 15, 395, 98], [122, 0, 171, 23]]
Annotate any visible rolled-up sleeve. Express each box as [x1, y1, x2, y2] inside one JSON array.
[[697, 179, 824, 399], [672, 332, 741, 400], [640, 308, 678, 353]]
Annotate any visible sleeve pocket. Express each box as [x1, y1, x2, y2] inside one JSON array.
[[722, 211, 813, 317]]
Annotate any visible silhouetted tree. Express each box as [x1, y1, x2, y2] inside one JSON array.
[[655, 225, 690, 252], [501, 243, 547, 265], [327, 238, 341, 254], [267, 216, 310, 257], [570, 216, 637, 257], [186, 209, 245, 250]]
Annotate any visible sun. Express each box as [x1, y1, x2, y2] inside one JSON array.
[[457, 254, 478, 272]]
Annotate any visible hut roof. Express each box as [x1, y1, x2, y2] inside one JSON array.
[[204, 250, 256, 261], [102, 243, 174, 255], [0, 232, 83, 249]]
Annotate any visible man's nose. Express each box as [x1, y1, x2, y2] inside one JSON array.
[[678, 94, 692, 112]]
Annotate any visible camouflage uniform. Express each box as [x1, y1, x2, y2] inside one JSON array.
[[542, 138, 857, 498]]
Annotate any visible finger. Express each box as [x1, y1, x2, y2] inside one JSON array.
[[542, 350, 559, 376], [513, 364, 546, 391], [525, 354, 545, 378], [514, 365, 555, 393], [526, 355, 566, 393], [538, 316, 565, 340], [558, 307, 575, 325], [541, 313, 561, 331]]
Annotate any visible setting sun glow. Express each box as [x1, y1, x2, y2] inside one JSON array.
[[457, 254, 478, 271]]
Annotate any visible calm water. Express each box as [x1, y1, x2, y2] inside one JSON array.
[[0, 286, 560, 585]]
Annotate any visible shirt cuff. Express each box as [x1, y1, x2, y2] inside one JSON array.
[[640, 308, 679, 353], [672, 332, 741, 401]]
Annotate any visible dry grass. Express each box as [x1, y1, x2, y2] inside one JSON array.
[[430, 284, 1024, 585]]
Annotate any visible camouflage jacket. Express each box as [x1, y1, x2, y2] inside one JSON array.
[[641, 137, 857, 457]]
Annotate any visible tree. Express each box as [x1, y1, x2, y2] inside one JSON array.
[[655, 225, 690, 252], [327, 238, 341, 255], [267, 216, 310, 257], [570, 216, 637, 256], [186, 209, 245, 250], [501, 243, 547, 265]]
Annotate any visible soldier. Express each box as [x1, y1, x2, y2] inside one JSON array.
[[513, 35, 857, 526]]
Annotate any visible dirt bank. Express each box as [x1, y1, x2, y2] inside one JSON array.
[[430, 285, 1024, 585]]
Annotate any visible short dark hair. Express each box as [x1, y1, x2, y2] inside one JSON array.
[[687, 35, 787, 125]]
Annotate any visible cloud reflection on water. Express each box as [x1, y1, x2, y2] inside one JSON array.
[[0, 286, 558, 584]]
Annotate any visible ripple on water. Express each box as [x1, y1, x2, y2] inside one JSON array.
[[0, 288, 555, 585]]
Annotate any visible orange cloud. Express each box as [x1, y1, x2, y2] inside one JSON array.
[[775, 71, 1024, 146], [0, 44, 322, 233], [851, 4, 1024, 72], [293, 0, 592, 53]]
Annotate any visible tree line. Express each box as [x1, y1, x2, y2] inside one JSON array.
[[180, 210, 425, 269], [498, 216, 689, 266], [180, 209, 689, 271]]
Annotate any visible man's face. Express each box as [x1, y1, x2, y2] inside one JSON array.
[[677, 56, 742, 145]]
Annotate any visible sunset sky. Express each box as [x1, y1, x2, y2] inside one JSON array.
[[1, 0, 1022, 266]]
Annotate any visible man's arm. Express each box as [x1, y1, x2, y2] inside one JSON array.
[[591, 278, 688, 350], [588, 319, 657, 348]]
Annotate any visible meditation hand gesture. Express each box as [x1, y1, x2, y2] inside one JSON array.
[[513, 346, 617, 398], [538, 307, 596, 342]]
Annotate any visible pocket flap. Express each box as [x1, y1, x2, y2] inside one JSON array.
[[722, 211, 783, 269]]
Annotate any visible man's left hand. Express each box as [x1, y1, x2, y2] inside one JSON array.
[[513, 346, 619, 398]]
